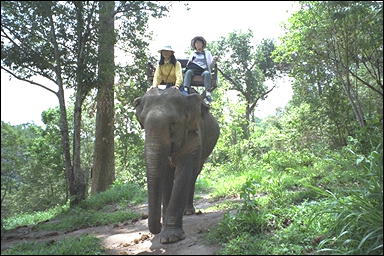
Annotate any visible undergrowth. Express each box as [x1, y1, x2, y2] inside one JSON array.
[[202, 141, 383, 255]]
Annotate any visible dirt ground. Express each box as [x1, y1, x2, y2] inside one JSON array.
[[1, 195, 240, 255]]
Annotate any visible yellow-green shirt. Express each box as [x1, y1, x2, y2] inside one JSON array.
[[153, 60, 183, 87]]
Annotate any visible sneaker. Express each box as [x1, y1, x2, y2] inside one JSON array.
[[203, 98, 212, 106], [179, 86, 189, 96], [205, 95, 212, 103]]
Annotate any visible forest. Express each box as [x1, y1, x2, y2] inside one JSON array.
[[1, 1, 383, 255]]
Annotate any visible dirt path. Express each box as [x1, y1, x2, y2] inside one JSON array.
[[1, 195, 240, 255]]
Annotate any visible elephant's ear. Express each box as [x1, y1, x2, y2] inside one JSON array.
[[185, 94, 202, 131], [133, 97, 144, 129], [133, 97, 141, 108]]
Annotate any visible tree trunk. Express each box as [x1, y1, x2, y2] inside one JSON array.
[[91, 1, 115, 194], [72, 89, 87, 203], [49, 9, 77, 205], [343, 73, 366, 128], [70, 1, 87, 204], [243, 104, 251, 139], [56, 90, 75, 204]]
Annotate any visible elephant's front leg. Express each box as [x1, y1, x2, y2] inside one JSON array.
[[160, 155, 195, 244], [184, 162, 202, 215], [162, 163, 174, 223]]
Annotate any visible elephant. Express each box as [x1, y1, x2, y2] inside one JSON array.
[[133, 87, 220, 244]]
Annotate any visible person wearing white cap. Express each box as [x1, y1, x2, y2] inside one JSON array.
[[150, 45, 183, 90]]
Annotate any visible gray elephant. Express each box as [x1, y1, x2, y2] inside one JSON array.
[[134, 87, 220, 244]]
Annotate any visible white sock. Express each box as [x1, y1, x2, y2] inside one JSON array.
[[206, 91, 211, 96]]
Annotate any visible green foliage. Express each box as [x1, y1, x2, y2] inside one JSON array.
[[216, 233, 262, 255], [206, 137, 383, 255], [209, 30, 280, 134], [274, 1, 383, 132], [114, 81, 146, 186], [312, 145, 383, 255], [1, 119, 66, 218], [1, 1, 99, 88], [208, 210, 268, 245], [78, 183, 146, 210], [210, 173, 248, 199], [1, 121, 28, 213], [210, 200, 334, 255], [3, 182, 145, 233], [204, 93, 383, 255], [38, 208, 140, 232], [1, 2, 382, 255], [2, 235, 105, 255], [261, 149, 315, 172], [1, 0, 172, 208], [36, 183, 144, 232], [3, 204, 68, 231]]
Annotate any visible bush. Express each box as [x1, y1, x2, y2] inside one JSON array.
[[261, 150, 315, 172], [313, 145, 383, 255]]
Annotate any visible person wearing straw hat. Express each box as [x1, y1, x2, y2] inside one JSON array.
[[183, 36, 218, 103], [150, 45, 183, 90]]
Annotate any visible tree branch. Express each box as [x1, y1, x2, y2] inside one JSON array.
[[47, 7, 64, 87], [113, 2, 145, 16], [1, 66, 58, 95], [218, 67, 245, 95], [361, 48, 383, 88], [312, 47, 383, 97], [248, 60, 258, 72], [1, 26, 54, 71], [248, 83, 277, 117], [348, 67, 383, 97], [261, 83, 277, 99], [2, 28, 57, 83]]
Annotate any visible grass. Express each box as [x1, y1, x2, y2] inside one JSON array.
[[204, 200, 243, 212], [2, 140, 382, 255], [2, 182, 147, 254], [313, 148, 383, 255], [3, 182, 146, 232], [78, 183, 146, 211], [1, 235, 105, 255], [2, 204, 69, 231], [37, 208, 140, 232], [203, 144, 383, 255]]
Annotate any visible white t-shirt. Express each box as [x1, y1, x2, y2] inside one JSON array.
[[188, 50, 213, 70]]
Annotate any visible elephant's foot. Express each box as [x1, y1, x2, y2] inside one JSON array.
[[184, 206, 195, 215], [159, 227, 186, 244]]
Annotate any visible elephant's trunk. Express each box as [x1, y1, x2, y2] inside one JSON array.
[[145, 121, 171, 234]]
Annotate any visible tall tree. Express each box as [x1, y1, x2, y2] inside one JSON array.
[[1, 1, 98, 205], [275, 1, 383, 128], [2, 1, 171, 202], [71, 1, 99, 204], [211, 30, 279, 137], [91, 1, 116, 194], [91, 1, 170, 193]]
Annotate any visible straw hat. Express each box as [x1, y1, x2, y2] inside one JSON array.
[[191, 36, 207, 49], [158, 45, 175, 53]]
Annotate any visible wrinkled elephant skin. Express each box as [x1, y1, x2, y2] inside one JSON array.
[[134, 87, 220, 244]]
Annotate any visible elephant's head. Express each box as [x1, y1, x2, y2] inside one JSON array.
[[133, 87, 204, 234]]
